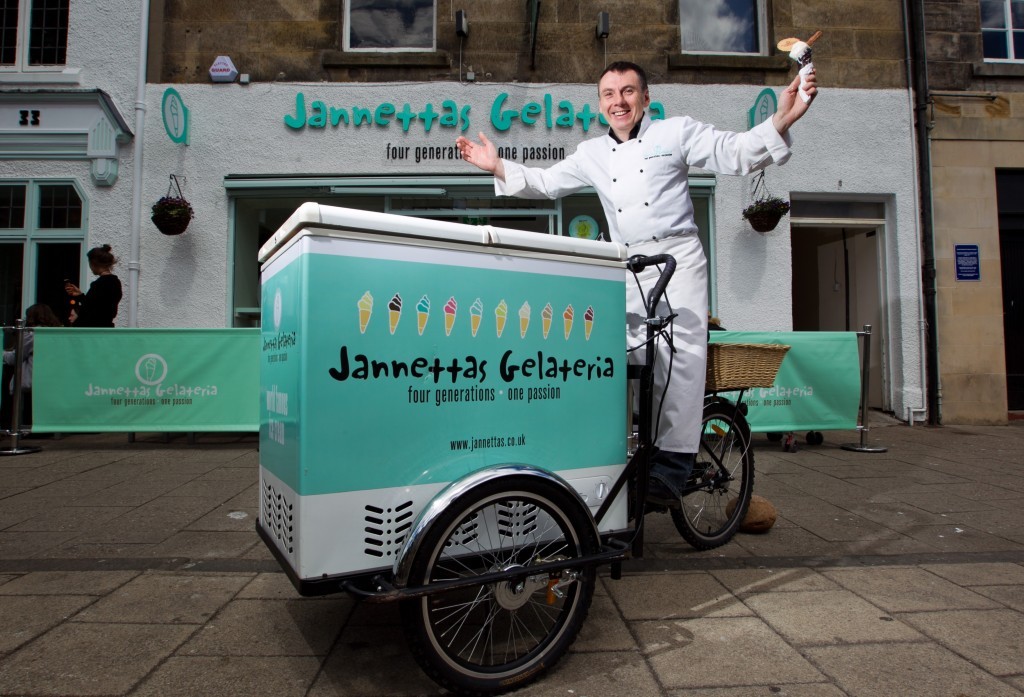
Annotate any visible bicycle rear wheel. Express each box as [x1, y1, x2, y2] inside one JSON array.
[[400, 475, 598, 695], [671, 398, 755, 550]]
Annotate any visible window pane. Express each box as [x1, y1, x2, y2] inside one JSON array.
[[348, 0, 434, 49], [0, 0, 18, 65], [0, 241, 24, 326], [0, 185, 26, 228], [984, 29, 1010, 58], [37, 184, 81, 229], [982, 0, 1007, 28], [28, 0, 68, 65], [680, 0, 758, 53], [1015, 29, 1024, 58], [35, 241, 79, 324], [1014, 0, 1024, 27]]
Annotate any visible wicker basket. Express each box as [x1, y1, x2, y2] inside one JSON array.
[[706, 342, 791, 391]]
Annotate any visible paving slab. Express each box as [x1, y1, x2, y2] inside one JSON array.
[[744, 589, 924, 645], [131, 655, 323, 697], [821, 566, 1002, 612], [0, 622, 196, 696], [804, 642, 1023, 697], [74, 571, 251, 624], [633, 616, 827, 689], [899, 608, 1024, 676]]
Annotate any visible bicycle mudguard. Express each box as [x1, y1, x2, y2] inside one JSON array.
[[392, 463, 600, 589]]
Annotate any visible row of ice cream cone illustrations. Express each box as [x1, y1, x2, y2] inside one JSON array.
[[357, 291, 596, 340]]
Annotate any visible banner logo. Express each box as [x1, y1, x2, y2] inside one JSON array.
[[135, 353, 169, 386]]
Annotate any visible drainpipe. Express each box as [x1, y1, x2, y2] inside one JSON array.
[[904, 0, 941, 425], [127, 1, 151, 327]]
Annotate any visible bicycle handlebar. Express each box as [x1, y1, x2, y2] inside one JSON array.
[[626, 254, 676, 319]]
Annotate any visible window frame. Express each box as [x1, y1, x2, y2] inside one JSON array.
[[342, 0, 437, 53], [678, 0, 768, 57], [0, 0, 70, 74], [0, 178, 87, 324], [981, 0, 1024, 62]]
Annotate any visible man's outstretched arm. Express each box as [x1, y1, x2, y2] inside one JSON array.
[[456, 132, 506, 181]]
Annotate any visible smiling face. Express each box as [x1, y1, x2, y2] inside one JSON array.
[[598, 68, 651, 142]]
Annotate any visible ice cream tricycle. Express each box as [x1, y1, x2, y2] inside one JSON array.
[[257, 204, 760, 695]]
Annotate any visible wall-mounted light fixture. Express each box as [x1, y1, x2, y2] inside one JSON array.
[[596, 11, 610, 39], [455, 10, 469, 37]]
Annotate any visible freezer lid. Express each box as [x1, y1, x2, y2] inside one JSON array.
[[258, 203, 627, 264]]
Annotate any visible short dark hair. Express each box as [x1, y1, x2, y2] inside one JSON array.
[[599, 61, 648, 93], [87, 244, 117, 269]]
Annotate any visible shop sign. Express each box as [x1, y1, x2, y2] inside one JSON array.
[[283, 91, 665, 136], [748, 88, 777, 129], [161, 88, 190, 145]]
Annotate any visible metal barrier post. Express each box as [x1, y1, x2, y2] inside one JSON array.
[[841, 324, 887, 453], [1, 321, 42, 456]]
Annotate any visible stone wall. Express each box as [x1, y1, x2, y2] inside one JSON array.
[[151, 0, 910, 88]]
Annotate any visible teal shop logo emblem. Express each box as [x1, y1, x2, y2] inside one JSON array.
[[354, 290, 594, 341], [273, 289, 283, 332], [135, 354, 169, 386]]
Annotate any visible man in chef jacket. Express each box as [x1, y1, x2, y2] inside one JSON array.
[[456, 62, 817, 508]]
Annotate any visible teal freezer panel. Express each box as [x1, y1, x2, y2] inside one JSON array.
[[296, 248, 626, 495]]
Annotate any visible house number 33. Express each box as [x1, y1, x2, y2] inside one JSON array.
[[19, 110, 40, 126]]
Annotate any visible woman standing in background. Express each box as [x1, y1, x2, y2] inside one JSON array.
[[64, 244, 123, 327]]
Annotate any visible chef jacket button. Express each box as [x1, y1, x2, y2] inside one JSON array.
[[618, 209, 622, 213], [645, 202, 649, 206], [613, 178, 617, 182], [640, 169, 644, 173]]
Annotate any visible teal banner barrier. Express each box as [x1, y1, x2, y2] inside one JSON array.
[[31, 328, 259, 432], [709, 331, 861, 433]]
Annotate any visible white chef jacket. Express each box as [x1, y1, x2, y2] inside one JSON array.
[[496, 114, 792, 452]]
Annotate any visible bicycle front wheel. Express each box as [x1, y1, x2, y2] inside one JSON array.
[[400, 475, 598, 696], [671, 399, 755, 550]]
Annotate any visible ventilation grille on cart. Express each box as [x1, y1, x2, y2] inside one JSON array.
[[363, 500, 415, 558], [261, 479, 295, 555]]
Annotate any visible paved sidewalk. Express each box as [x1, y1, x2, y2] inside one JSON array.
[[1, 421, 1022, 696]]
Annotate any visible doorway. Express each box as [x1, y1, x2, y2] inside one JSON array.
[[791, 224, 887, 410], [997, 170, 1024, 411]]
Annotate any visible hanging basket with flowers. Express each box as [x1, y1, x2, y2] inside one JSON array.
[[151, 175, 193, 236], [742, 171, 790, 232]]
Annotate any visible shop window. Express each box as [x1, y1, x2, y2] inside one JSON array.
[[982, 0, 1024, 61], [344, 0, 435, 51], [0, 0, 69, 69], [0, 179, 85, 326], [227, 177, 719, 326], [679, 0, 766, 54]]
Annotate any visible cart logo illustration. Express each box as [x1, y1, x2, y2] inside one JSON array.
[[356, 291, 594, 340]]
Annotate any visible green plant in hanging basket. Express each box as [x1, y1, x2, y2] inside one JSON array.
[[742, 195, 790, 232], [151, 195, 194, 236]]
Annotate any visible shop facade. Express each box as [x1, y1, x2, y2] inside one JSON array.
[[2, 0, 930, 424]]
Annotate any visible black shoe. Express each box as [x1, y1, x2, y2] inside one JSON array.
[[646, 472, 682, 509]]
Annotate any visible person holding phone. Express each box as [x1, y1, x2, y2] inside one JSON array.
[[64, 244, 123, 328]]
